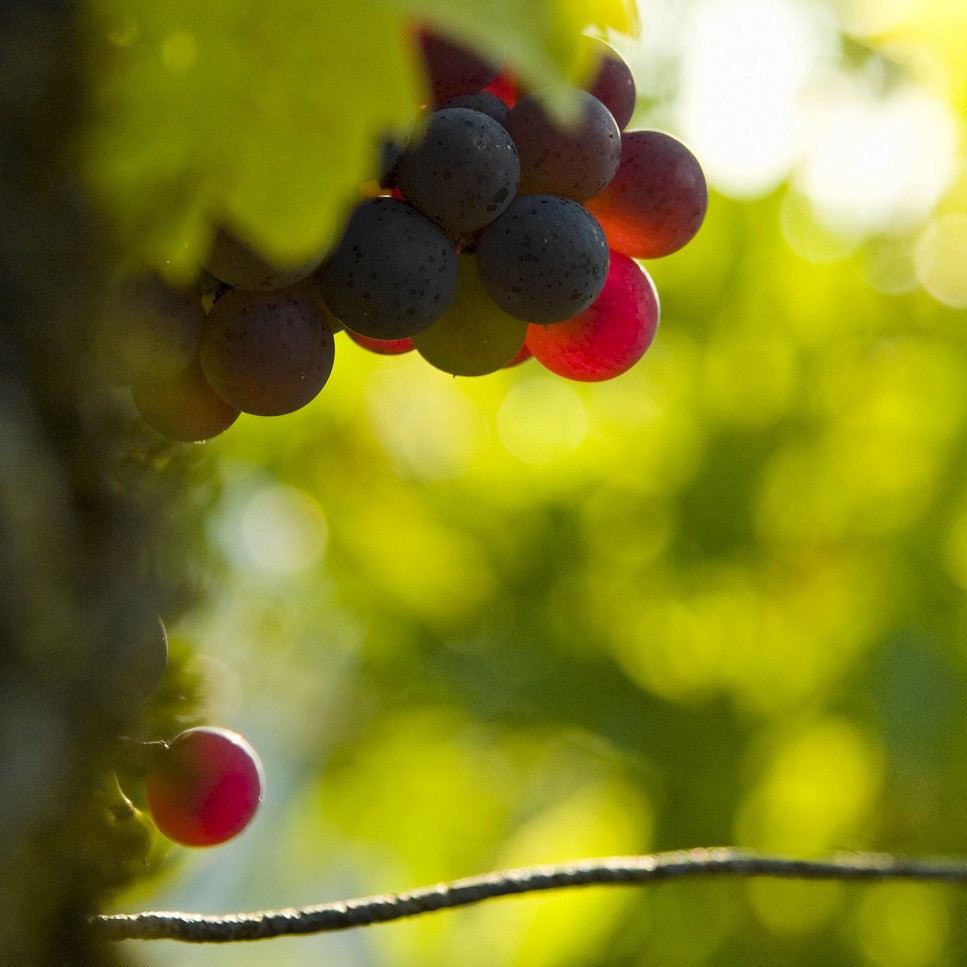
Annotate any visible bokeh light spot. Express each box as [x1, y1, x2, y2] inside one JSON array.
[[241, 485, 328, 575], [914, 213, 967, 308]]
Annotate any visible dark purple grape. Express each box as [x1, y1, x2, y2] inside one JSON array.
[[504, 91, 621, 202], [441, 92, 510, 125], [397, 108, 519, 233], [204, 227, 326, 291], [417, 28, 500, 103], [132, 358, 240, 442], [475, 195, 610, 323], [199, 288, 335, 416], [586, 129, 708, 259], [583, 37, 637, 131], [100, 273, 203, 386], [314, 198, 458, 340]]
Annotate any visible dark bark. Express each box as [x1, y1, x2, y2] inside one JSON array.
[[0, 3, 199, 963]]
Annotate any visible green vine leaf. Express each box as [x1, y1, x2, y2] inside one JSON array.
[[81, 0, 635, 278]]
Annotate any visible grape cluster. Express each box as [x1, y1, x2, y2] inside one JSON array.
[[113, 29, 707, 443]]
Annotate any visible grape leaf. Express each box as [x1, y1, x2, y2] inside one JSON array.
[[81, 0, 635, 277]]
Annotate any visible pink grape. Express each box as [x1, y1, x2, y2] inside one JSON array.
[[585, 130, 708, 259], [145, 727, 264, 848], [526, 251, 659, 381]]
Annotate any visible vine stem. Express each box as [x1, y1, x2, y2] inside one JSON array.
[[93, 847, 967, 943]]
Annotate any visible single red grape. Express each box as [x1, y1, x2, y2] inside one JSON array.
[[526, 251, 659, 381], [145, 727, 264, 848], [585, 130, 708, 259], [504, 90, 620, 202], [348, 331, 415, 355]]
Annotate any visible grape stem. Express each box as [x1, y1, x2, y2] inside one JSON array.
[[92, 847, 967, 943]]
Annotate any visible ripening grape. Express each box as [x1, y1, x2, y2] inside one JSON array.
[[586, 130, 708, 259], [441, 92, 510, 125], [204, 226, 326, 291], [348, 331, 415, 355], [97, 274, 202, 386], [199, 288, 335, 417], [397, 108, 520, 233], [526, 251, 659, 381], [413, 257, 527, 376], [315, 198, 458, 340], [417, 28, 500, 103], [476, 195, 610, 323], [582, 37, 637, 131], [145, 727, 264, 848], [504, 90, 621, 202], [132, 358, 240, 442]]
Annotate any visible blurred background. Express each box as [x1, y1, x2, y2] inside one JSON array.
[[114, 0, 967, 964]]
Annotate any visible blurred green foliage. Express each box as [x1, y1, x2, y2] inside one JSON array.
[[82, 0, 631, 275], [123, 191, 967, 966], [88, 2, 967, 966]]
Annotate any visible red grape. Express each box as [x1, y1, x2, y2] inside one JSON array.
[[526, 251, 659, 381], [145, 727, 264, 848], [132, 359, 240, 442], [586, 130, 708, 259], [583, 37, 637, 131], [348, 331, 415, 355], [504, 90, 620, 202], [199, 287, 335, 416]]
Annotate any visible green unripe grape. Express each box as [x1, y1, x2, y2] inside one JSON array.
[[413, 257, 527, 376]]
